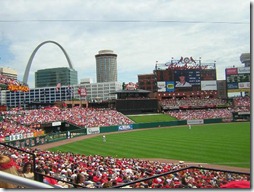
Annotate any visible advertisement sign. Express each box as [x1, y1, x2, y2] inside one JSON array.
[[227, 83, 238, 89], [201, 80, 217, 91], [78, 87, 87, 96], [118, 124, 133, 131], [187, 119, 204, 125], [157, 81, 175, 92], [226, 68, 238, 75], [238, 82, 250, 89], [166, 81, 175, 92], [157, 81, 166, 92], [227, 88, 250, 93], [87, 127, 100, 135], [238, 67, 250, 74], [227, 74, 250, 83], [52, 122, 61, 126]]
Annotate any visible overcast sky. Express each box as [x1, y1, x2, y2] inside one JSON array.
[[0, 0, 251, 88]]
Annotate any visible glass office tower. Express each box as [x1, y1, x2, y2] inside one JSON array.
[[35, 67, 78, 88]]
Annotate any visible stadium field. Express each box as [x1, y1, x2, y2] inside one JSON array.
[[48, 122, 250, 168], [127, 113, 177, 122]]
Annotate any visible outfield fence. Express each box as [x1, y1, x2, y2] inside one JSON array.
[[2, 118, 227, 148]]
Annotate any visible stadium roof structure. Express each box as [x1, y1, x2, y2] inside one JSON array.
[[111, 89, 151, 94]]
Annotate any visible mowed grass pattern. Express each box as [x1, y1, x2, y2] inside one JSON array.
[[127, 114, 177, 123], [48, 122, 250, 168]]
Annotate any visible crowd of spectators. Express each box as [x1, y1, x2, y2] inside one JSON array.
[[0, 74, 29, 92], [161, 96, 250, 120], [1, 147, 250, 189], [0, 120, 36, 141], [233, 96, 250, 108], [2, 106, 134, 127], [160, 97, 227, 109], [0, 96, 250, 138], [0, 95, 251, 188], [0, 74, 20, 86], [0, 106, 134, 138], [166, 109, 233, 120]]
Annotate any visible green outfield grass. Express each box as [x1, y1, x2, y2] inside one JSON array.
[[127, 113, 177, 123], [48, 122, 250, 168]]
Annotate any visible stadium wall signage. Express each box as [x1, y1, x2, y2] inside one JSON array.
[[87, 127, 100, 135], [187, 119, 204, 125], [118, 124, 133, 131], [52, 122, 61, 126]]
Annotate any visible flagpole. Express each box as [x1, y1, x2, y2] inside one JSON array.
[[72, 86, 74, 108]]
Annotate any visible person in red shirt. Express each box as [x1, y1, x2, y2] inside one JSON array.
[[43, 169, 58, 186]]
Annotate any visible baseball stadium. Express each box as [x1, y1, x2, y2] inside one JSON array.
[[0, 55, 251, 189]]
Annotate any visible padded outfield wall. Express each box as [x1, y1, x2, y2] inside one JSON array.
[[3, 118, 226, 148]]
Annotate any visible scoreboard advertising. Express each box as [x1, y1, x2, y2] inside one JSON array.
[[226, 67, 250, 93], [157, 69, 217, 92]]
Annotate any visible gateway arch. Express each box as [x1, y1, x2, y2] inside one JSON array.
[[23, 40, 74, 84]]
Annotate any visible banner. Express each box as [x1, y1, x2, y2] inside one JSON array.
[[201, 80, 217, 90], [238, 82, 250, 89], [187, 119, 204, 125], [118, 124, 133, 131], [157, 81, 166, 92], [78, 87, 87, 96], [87, 127, 100, 135], [52, 122, 61, 126], [237, 67, 250, 74], [166, 81, 175, 92], [226, 68, 238, 75]]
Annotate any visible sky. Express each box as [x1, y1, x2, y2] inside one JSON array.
[[0, 0, 251, 88]]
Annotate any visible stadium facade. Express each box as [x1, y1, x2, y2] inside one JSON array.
[[138, 56, 222, 100], [95, 50, 117, 83], [35, 67, 78, 88]]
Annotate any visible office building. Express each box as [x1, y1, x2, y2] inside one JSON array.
[[35, 67, 78, 88], [80, 78, 93, 85], [138, 74, 156, 92], [95, 50, 117, 83], [4, 82, 122, 108]]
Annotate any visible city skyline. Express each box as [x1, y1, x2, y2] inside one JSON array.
[[0, 0, 250, 88]]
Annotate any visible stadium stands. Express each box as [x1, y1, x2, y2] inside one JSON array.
[[0, 145, 250, 189], [0, 74, 251, 188]]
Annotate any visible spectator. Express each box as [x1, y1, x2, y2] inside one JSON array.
[[74, 173, 86, 188], [20, 162, 34, 180], [0, 154, 20, 188]]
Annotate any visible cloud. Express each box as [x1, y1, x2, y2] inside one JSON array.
[[0, 0, 250, 88]]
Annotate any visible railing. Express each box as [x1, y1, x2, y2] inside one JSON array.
[[0, 142, 250, 189], [0, 171, 53, 188], [113, 166, 250, 188]]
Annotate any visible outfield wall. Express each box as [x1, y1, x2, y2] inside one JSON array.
[[3, 118, 226, 148]]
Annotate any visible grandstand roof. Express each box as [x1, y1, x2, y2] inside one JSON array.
[[110, 89, 151, 94]]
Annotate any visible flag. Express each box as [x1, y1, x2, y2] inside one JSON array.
[[56, 83, 61, 92], [78, 87, 87, 96], [67, 85, 73, 96]]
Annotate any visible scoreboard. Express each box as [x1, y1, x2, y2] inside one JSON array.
[[156, 69, 217, 92], [225, 67, 250, 93]]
